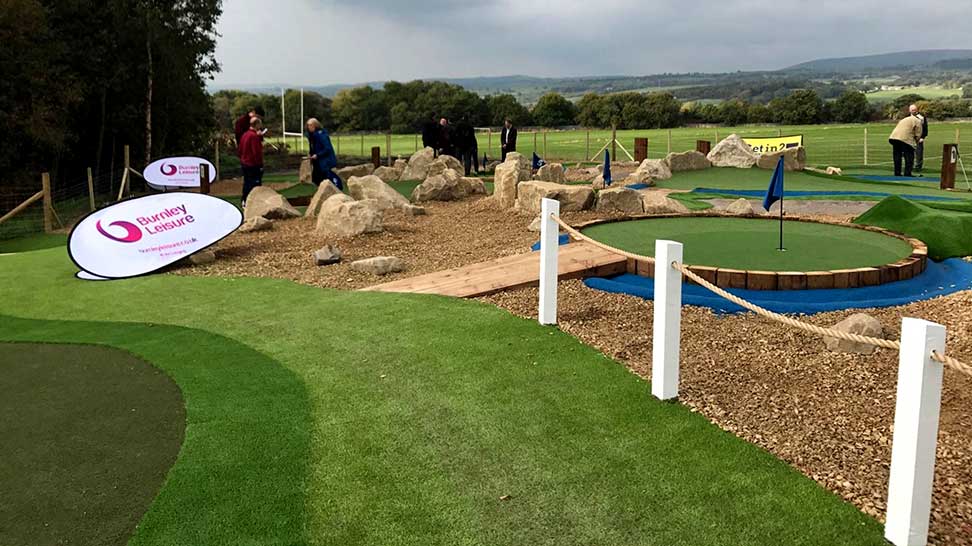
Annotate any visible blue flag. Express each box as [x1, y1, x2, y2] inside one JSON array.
[[603, 150, 612, 186], [763, 156, 784, 210], [532, 152, 546, 170]]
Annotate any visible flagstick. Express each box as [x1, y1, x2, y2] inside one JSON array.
[[778, 192, 785, 252]]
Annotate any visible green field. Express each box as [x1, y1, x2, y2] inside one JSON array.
[[272, 121, 972, 170], [864, 86, 964, 103], [581, 217, 914, 271], [0, 246, 890, 545]]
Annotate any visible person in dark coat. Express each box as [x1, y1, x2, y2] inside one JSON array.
[[437, 118, 455, 158], [500, 118, 517, 161], [421, 113, 439, 156], [911, 104, 929, 173], [305, 118, 342, 191], [454, 116, 478, 175], [234, 106, 265, 148], [238, 117, 265, 207]]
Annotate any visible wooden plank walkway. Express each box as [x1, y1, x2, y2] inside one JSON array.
[[363, 241, 627, 298]]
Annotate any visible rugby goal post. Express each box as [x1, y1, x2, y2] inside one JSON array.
[[280, 88, 306, 153]]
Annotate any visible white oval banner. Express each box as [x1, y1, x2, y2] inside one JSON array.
[[69, 193, 242, 279], [143, 156, 216, 189]]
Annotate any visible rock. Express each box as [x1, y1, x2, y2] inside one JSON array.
[[299, 160, 313, 184], [401, 147, 436, 180], [372, 166, 402, 183], [565, 166, 600, 183], [305, 181, 342, 217], [348, 175, 411, 211], [188, 249, 216, 265], [641, 191, 689, 214], [623, 169, 654, 186], [493, 160, 522, 209], [516, 181, 595, 214], [592, 175, 607, 190], [665, 150, 711, 171], [404, 204, 426, 216], [485, 160, 501, 172], [823, 313, 884, 355], [394, 158, 408, 171], [315, 194, 384, 237], [411, 169, 485, 202], [349, 256, 405, 276], [757, 146, 807, 171], [334, 163, 375, 180], [427, 154, 464, 177], [596, 187, 644, 214], [313, 244, 342, 266], [239, 216, 273, 233], [632, 159, 672, 181], [528, 215, 542, 232], [244, 186, 301, 220], [706, 134, 757, 168], [506, 152, 533, 180], [536, 163, 565, 184], [725, 198, 757, 216]]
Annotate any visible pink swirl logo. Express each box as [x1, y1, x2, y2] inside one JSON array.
[[96, 219, 143, 243], [160, 163, 178, 176]]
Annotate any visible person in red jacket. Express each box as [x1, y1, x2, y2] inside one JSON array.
[[238, 117, 265, 207]]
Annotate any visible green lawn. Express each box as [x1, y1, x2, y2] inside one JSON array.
[[0, 247, 889, 545], [581, 217, 913, 271]]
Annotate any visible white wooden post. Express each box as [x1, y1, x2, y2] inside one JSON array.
[[538, 198, 560, 325], [885, 318, 946, 546], [652, 240, 683, 400]]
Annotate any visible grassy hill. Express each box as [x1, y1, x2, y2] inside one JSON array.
[[787, 49, 972, 73]]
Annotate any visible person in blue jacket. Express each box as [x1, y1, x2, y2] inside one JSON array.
[[305, 118, 342, 190]]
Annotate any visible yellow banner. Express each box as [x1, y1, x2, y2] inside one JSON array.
[[743, 135, 804, 154]]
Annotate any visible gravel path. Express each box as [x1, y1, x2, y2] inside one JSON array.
[[708, 198, 878, 217]]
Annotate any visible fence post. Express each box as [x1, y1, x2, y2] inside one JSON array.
[[386, 133, 392, 166], [214, 138, 220, 180], [586, 130, 590, 163], [415, 133, 419, 152], [199, 163, 210, 195], [652, 240, 683, 400], [543, 130, 547, 160], [884, 318, 945, 546], [86, 167, 96, 211], [487, 129, 492, 158], [611, 125, 617, 163], [360, 134, 364, 157], [337, 135, 341, 155], [864, 127, 869, 166], [538, 198, 560, 325], [667, 129, 672, 155], [533, 131, 538, 155], [41, 172, 53, 233]]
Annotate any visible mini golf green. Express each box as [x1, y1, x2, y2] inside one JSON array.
[[581, 217, 914, 271]]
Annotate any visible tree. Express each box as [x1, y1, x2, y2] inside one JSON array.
[[718, 99, 749, 126], [769, 89, 824, 125], [531, 93, 576, 127], [485, 94, 531, 126], [832, 91, 871, 123], [576, 94, 605, 127]]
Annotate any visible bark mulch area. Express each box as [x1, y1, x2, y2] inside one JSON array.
[[480, 281, 972, 546]]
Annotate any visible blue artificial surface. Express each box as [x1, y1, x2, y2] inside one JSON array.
[[852, 174, 939, 184], [531, 234, 570, 251], [584, 258, 972, 315], [626, 183, 651, 190], [692, 187, 961, 202]]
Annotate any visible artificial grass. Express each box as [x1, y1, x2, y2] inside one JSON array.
[[854, 195, 972, 260], [0, 249, 888, 545], [0, 343, 185, 546], [582, 217, 913, 271], [0, 232, 67, 253]]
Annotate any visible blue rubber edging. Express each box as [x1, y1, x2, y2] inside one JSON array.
[[852, 174, 939, 184], [583, 259, 972, 315], [692, 187, 961, 202]]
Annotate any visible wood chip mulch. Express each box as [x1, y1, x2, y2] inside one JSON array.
[[177, 197, 971, 545]]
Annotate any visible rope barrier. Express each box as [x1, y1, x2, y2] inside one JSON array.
[[549, 213, 972, 378]]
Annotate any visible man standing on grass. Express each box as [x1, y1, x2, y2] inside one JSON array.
[[910, 104, 929, 173], [239, 117, 265, 208], [501, 118, 517, 162], [455, 116, 477, 175], [888, 111, 924, 178]]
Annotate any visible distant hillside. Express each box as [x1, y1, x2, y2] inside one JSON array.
[[786, 49, 972, 73]]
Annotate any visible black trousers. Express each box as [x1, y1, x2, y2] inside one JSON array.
[[889, 139, 915, 177], [461, 146, 479, 175], [241, 165, 263, 203], [501, 146, 515, 162], [915, 140, 925, 172]]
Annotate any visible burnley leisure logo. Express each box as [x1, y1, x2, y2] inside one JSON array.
[[160, 163, 178, 176], [143, 156, 216, 190], [69, 193, 242, 279]]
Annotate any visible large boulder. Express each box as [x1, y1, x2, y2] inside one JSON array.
[[244, 186, 301, 220], [299, 159, 313, 184], [410, 169, 485, 202], [641, 191, 689, 215], [725, 198, 758, 217], [372, 165, 402, 183], [707, 134, 757, 168], [188, 249, 216, 266], [239, 216, 273, 233], [537, 163, 565, 184], [315, 194, 384, 237], [305, 181, 342, 217], [427, 154, 464, 177], [624, 159, 671, 185], [623, 170, 653, 186], [335, 163, 375, 180], [349, 256, 405, 276], [596, 187, 644, 214], [516, 181, 595, 214], [401, 147, 436, 180], [665, 150, 711, 172], [756, 146, 807, 171], [493, 158, 524, 209], [823, 313, 884, 355], [348, 175, 411, 211]]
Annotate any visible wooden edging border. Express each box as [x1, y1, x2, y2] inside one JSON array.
[[568, 212, 928, 291]]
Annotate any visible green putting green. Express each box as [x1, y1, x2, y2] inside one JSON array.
[[581, 217, 914, 271], [854, 195, 972, 260], [0, 342, 184, 546]]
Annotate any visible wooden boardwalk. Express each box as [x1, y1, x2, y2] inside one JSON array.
[[363, 242, 627, 298]]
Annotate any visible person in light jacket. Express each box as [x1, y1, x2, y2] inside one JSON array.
[[305, 118, 342, 190], [888, 113, 924, 178], [910, 104, 929, 173]]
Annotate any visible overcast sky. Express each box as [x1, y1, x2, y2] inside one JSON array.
[[213, 0, 971, 86]]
